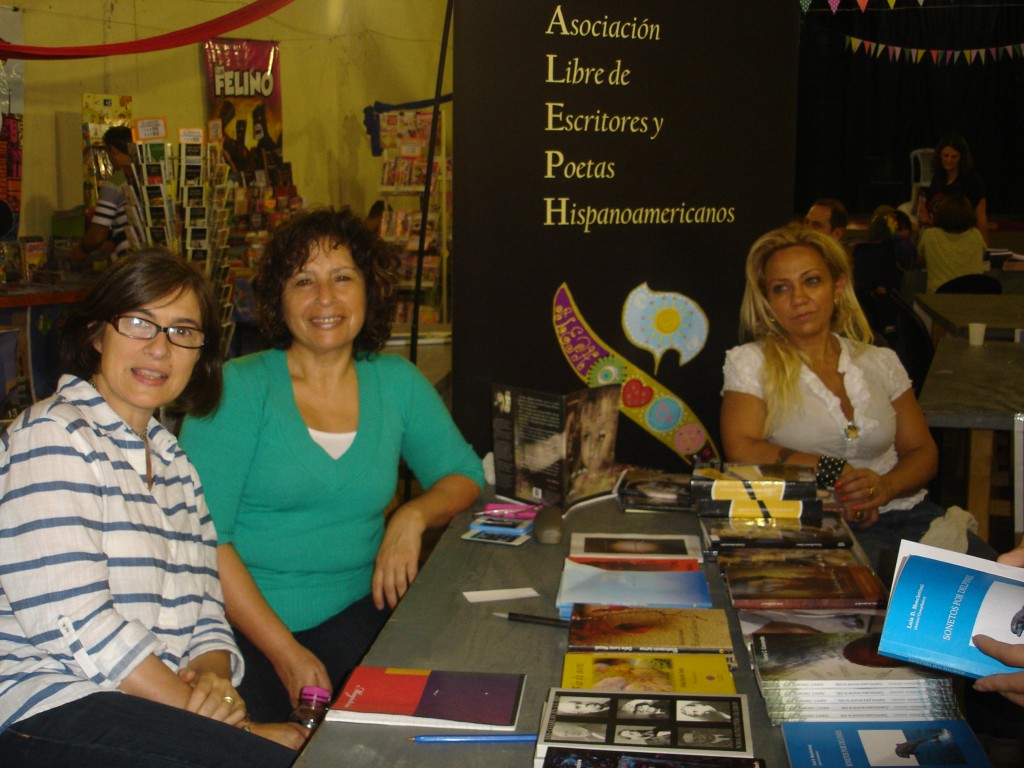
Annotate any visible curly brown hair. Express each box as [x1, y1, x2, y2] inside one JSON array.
[[253, 207, 400, 355]]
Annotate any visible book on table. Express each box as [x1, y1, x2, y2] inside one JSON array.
[[561, 652, 735, 695], [535, 688, 753, 764], [539, 747, 766, 768], [722, 563, 886, 610], [325, 666, 525, 730], [555, 558, 712, 620], [691, 462, 818, 500], [736, 607, 885, 646], [491, 382, 623, 510], [750, 632, 957, 725], [568, 604, 734, 660], [616, 467, 693, 514], [781, 719, 993, 768], [569, 532, 703, 562], [879, 539, 1024, 678], [700, 511, 853, 551]]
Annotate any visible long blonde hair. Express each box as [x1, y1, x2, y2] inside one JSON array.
[[738, 225, 873, 435]]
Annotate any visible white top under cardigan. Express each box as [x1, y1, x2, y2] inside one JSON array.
[[721, 335, 925, 513]]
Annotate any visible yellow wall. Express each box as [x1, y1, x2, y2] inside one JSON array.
[[16, 0, 452, 237]]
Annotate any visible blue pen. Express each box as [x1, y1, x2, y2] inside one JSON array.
[[408, 733, 538, 743]]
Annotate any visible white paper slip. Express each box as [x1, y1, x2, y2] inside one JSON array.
[[462, 587, 540, 603]]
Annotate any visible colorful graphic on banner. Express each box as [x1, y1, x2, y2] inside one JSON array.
[[622, 283, 708, 375], [553, 283, 718, 465], [0, 7, 24, 241], [203, 38, 282, 180]]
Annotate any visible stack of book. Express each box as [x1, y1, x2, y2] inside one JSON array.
[[701, 510, 854, 552], [554, 533, 709, 620], [534, 688, 754, 766], [692, 463, 821, 521], [751, 632, 960, 725], [616, 467, 693, 514]]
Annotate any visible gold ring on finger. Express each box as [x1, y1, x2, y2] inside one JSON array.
[[223, 695, 235, 705]]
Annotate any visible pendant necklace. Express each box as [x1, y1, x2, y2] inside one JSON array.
[[843, 422, 860, 441]]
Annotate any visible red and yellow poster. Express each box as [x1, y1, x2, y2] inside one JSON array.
[[203, 38, 282, 181]]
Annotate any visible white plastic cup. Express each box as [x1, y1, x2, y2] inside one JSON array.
[[968, 323, 986, 346]]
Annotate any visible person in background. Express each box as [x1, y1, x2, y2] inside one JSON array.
[[917, 192, 986, 293], [804, 198, 848, 242], [179, 207, 483, 722], [0, 250, 304, 767], [80, 125, 135, 262], [719, 225, 993, 574], [365, 199, 388, 236], [919, 132, 988, 245], [852, 206, 913, 340]]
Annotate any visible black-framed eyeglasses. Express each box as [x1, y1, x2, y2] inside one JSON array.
[[109, 315, 206, 349]]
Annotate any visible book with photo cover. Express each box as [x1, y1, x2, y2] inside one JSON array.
[[879, 539, 1024, 679], [616, 468, 693, 514], [561, 652, 735, 695], [535, 689, 753, 763], [539, 747, 766, 768], [781, 719, 992, 768], [491, 382, 623, 510], [701, 512, 853, 551], [555, 559, 711, 620], [723, 563, 886, 610], [568, 605, 734, 660], [326, 666, 525, 729], [737, 607, 884, 646], [570, 533, 703, 563]]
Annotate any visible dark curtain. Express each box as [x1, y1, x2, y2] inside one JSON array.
[[796, 0, 1024, 217]]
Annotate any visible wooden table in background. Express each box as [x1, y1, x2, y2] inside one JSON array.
[[918, 335, 1024, 541]]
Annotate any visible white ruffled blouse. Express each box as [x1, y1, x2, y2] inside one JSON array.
[[722, 336, 924, 512]]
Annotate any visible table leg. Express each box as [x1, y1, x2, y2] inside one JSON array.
[[967, 429, 994, 542]]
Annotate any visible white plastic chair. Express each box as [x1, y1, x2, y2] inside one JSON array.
[[910, 148, 934, 189]]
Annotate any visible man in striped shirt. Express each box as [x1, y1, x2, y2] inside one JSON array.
[[81, 125, 134, 260]]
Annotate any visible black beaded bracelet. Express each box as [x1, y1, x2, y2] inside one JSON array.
[[815, 455, 846, 489]]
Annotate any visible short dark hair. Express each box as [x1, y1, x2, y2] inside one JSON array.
[[253, 207, 400, 355], [59, 249, 223, 416], [812, 198, 848, 231], [103, 125, 134, 155], [933, 192, 977, 233]]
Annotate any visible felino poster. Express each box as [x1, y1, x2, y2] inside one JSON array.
[[203, 38, 283, 179]]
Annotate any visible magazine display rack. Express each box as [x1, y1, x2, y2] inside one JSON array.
[[377, 109, 450, 326]]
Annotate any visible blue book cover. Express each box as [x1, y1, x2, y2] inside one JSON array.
[[782, 719, 992, 768], [879, 541, 1024, 679], [555, 558, 712, 620]]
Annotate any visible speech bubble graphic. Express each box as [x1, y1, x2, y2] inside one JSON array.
[[622, 283, 708, 374]]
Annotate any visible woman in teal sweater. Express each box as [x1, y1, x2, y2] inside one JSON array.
[[180, 209, 483, 721]]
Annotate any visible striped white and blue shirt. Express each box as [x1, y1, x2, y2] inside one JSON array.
[[0, 376, 242, 732]]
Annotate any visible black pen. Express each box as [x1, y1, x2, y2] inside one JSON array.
[[493, 611, 570, 628]]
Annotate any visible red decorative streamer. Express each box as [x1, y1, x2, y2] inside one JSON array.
[[0, 0, 297, 61]]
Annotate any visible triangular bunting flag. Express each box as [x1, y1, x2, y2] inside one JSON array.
[[828, 0, 841, 14], [887, 0, 896, 7], [914, 49, 925, 64], [799, 0, 812, 13], [850, 37, 862, 53], [857, 0, 869, 11], [930, 50, 941, 64], [989, 47, 997, 60], [965, 50, 975, 64], [890, 45, 902, 61]]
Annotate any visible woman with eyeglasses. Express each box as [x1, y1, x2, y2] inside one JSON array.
[[0, 250, 304, 767]]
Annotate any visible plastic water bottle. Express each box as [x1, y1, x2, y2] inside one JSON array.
[[288, 685, 332, 732]]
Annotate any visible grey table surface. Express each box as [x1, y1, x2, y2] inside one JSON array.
[[914, 293, 1024, 341], [918, 335, 1024, 431], [293, 499, 787, 767]]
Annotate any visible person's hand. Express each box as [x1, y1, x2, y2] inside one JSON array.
[[372, 505, 425, 610], [270, 641, 332, 709], [835, 466, 889, 530], [245, 721, 310, 750], [998, 545, 1024, 569], [177, 668, 247, 725], [972, 634, 1024, 706]]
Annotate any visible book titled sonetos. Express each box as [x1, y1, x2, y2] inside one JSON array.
[[879, 539, 1024, 679]]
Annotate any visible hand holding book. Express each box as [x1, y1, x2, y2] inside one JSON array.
[[972, 540, 1024, 707]]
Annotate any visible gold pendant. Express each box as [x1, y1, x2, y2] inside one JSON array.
[[843, 422, 860, 440]]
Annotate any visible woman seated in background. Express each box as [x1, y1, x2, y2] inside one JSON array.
[[0, 250, 303, 767], [919, 132, 988, 245], [719, 226, 993, 574], [180, 208, 484, 722], [918, 191, 986, 293]]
